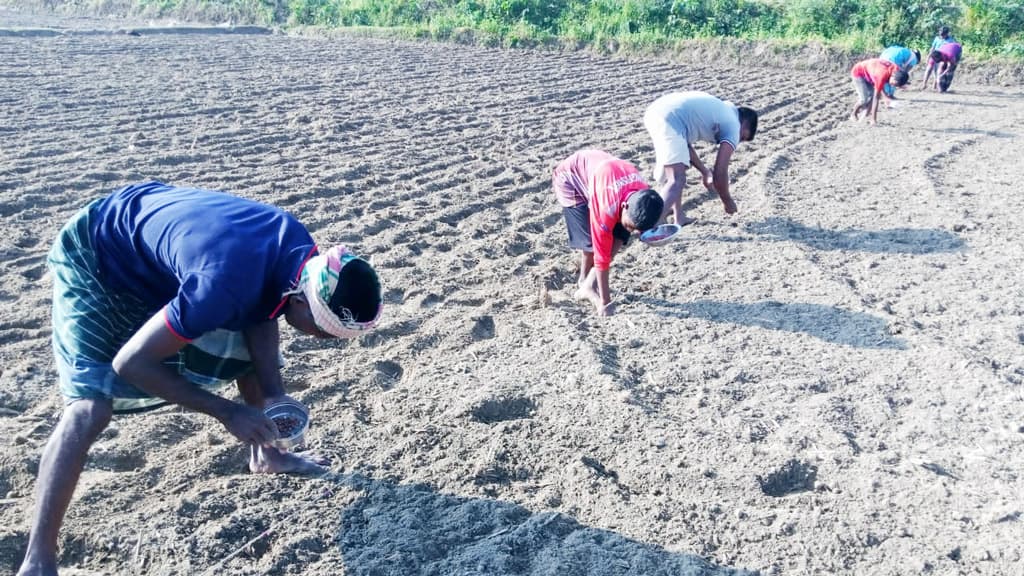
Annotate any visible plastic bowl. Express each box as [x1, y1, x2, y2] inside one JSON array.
[[640, 223, 683, 247], [264, 400, 309, 452]]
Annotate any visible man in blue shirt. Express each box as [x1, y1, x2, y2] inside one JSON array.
[[17, 182, 383, 576], [879, 45, 921, 97]]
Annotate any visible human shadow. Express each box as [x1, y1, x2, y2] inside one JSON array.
[[906, 95, 1005, 108], [331, 472, 757, 576], [920, 127, 1015, 139], [642, 297, 905, 350], [744, 217, 965, 255], [946, 88, 1023, 101]]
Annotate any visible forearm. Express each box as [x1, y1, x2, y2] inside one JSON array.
[[713, 165, 731, 201], [114, 357, 234, 420], [688, 146, 707, 175], [243, 320, 285, 400], [596, 268, 611, 306]]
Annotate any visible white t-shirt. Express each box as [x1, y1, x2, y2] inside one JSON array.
[[646, 91, 741, 150]]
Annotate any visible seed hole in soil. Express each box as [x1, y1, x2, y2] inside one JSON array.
[[470, 396, 537, 424], [757, 458, 817, 497]]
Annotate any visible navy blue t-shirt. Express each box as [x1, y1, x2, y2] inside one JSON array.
[[90, 182, 317, 341]]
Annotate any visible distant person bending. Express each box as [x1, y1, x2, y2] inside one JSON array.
[[928, 42, 963, 93], [850, 58, 910, 125], [879, 45, 921, 98], [643, 91, 758, 225], [552, 150, 663, 316], [17, 182, 383, 576], [922, 25, 958, 88]]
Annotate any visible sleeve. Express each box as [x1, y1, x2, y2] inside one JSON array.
[[720, 112, 741, 150], [589, 173, 617, 271], [164, 271, 248, 340], [552, 165, 584, 202]]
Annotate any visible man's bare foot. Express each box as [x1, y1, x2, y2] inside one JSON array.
[[574, 282, 598, 303], [250, 445, 329, 475]]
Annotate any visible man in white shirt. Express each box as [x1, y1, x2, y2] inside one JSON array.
[[644, 91, 758, 225]]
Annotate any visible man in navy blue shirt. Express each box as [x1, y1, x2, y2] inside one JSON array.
[[18, 182, 383, 576]]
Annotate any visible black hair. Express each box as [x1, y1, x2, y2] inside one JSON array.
[[930, 49, 944, 62], [939, 26, 950, 36], [329, 257, 382, 323], [626, 189, 663, 231], [913, 49, 921, 63], [738, 106, 758, 141], [891, 69, 909, 87]]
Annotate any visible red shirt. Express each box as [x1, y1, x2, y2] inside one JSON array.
[[851, 59, 896, 92], [588, 157, 649, 271]]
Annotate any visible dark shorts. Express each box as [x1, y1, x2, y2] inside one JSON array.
[[938, 64, 956, 92], [562, 204, 629, 252], [852, 77, 874, 107]]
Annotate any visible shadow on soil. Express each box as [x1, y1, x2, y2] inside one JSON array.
[[743, 217, 965, 254], [919, 127, 1015, 139], [334, 472, 756, 576], [643, 297, 905, 350], [906, 96, 1006, 109]]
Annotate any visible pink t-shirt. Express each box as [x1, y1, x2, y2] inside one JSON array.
[[937, 42, 962, 63], [551, 150, 616, 208], [552, 150, 649, 270]]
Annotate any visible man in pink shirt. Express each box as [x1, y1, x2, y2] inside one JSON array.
[[850, 58, 909, 125], [552, 150, 663, 316], [927, 42, 963, 92]]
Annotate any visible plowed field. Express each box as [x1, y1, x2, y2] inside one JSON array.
[[1, 16, 1023, 576]]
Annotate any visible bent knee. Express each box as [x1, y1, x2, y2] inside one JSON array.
[[64, 398, 114, 437]]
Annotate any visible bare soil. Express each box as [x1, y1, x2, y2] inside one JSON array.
[[1, 10, 1022, 576]]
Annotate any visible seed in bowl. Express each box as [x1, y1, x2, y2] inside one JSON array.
[[273, 415, 302, 436]]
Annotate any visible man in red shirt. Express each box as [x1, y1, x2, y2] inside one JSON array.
[[850, 58, 909, 125], [552, 150, 663, 316]]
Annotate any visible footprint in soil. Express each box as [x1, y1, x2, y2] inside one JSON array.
[[757, 459, 818, 497], [361, 360, 403, 390], [469, 395, 537, 424], [88, 446, 147, 472], [470, 315, 495, 341]]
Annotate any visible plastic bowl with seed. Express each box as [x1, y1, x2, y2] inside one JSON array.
[[640, 223, 683, 246], [264, 400, 309, 452]]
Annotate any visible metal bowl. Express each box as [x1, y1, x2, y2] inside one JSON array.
[[264, 400, 309, 452]]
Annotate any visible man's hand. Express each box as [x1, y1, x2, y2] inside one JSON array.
[[219, 402, 279, 446], [701, 170, 715, 193]]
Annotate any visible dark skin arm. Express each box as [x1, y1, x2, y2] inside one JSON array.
[[867, 85, 895, 124], [688, 145, 710, 180], [594, 237, 625, 316], [240, 319, 286, 405], [711, 142, 738, 213], [112, 310, 278, 446]]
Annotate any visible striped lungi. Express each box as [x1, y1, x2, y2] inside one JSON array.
[[49, 199, 259, 413]]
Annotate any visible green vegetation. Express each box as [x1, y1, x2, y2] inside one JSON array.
[[60, 0, 1024, 58]]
